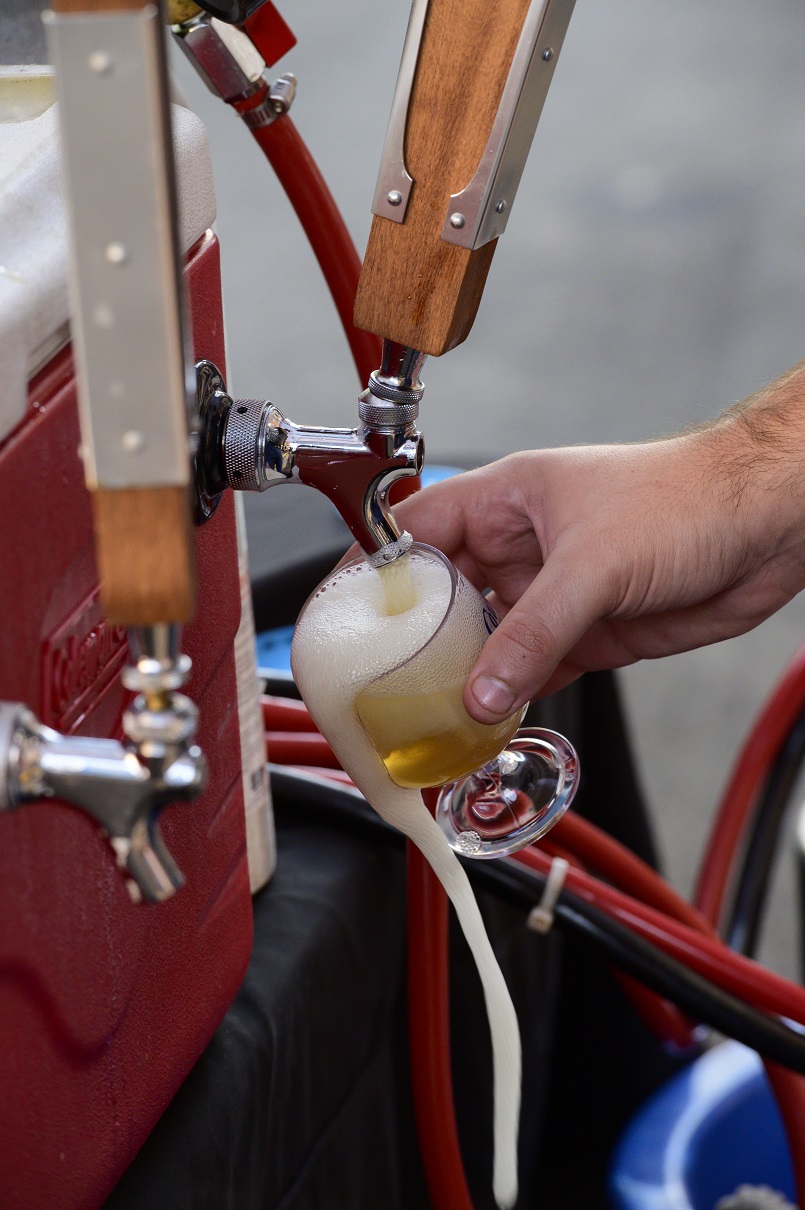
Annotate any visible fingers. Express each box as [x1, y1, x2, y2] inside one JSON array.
[[393, 473, 472, 556], [464, 553, 610, 724]]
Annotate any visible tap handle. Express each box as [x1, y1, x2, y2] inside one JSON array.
[[355, 0, 575, 357], [46, 0, 197, 627]]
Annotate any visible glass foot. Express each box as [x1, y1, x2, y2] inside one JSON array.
[[435, 728, 579, 859]]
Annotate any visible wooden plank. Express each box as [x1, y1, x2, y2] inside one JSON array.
[[51, 0, 152, 11], [93, 487, 196, 625], [355, 0, 531, 356]]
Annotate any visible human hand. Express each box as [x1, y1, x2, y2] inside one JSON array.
[[393, 370, 805, 723]]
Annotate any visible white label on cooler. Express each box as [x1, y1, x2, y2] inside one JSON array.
[[234, 494, 276, 892]]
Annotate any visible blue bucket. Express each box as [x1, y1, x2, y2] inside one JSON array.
[[609, 1041, 794, 1209]]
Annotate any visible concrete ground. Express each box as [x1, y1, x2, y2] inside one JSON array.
[[7, 0, 805, 978], [168, 0, 805, 981]]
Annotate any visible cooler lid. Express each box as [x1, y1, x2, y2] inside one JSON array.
[[0, 78, 218, 443]]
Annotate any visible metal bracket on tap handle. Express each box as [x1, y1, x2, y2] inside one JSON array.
[[371, 0, 576, 249]]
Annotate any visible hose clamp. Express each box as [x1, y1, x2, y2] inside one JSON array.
[[527, 857, 569, 935]]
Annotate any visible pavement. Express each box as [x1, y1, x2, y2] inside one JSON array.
[[6, 0, 805, 978]]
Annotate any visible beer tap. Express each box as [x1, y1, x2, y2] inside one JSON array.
[[173, 5, 426, 557], [354, 0, 574, 553], [193, 359, 424, 558], [185, 0, 576, 562], [0, 0, 206, 902], [0, 630, 204, 904]]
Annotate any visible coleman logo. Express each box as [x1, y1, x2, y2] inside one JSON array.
[[41, 593, 128, 731]]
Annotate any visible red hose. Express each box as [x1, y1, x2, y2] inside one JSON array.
[[517, 845, 805, 1023], [235, 93, 381, 386], [615, 976, 696, 1051], [262, 695, 318, 732], [266, 731, 340, 768], [553, 811, 712, 937], [407, 792, 474, 1210], [695, 640, 805, 927], [764, 1064, 805, 1194], [540, 832, 697, 1051]]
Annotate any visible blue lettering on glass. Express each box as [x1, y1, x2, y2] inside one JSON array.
[[482, 605, 499, 635]]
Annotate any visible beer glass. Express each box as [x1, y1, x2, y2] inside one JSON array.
[[340, 544, 579, 858]]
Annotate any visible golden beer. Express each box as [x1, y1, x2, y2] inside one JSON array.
[[356, 682, 522, 789]]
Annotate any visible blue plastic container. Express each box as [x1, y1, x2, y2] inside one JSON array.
[[609, 1041, 794, 1209]]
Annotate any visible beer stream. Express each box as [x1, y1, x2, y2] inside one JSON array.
[[291, 551, 521, 1210]]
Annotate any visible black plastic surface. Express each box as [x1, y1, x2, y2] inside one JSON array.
[[105, 811, 421, 1209]]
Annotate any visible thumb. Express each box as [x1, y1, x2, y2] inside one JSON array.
[[464, 557, 607, 724]]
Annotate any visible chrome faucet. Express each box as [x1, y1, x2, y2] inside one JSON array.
[[194, 342, 427, 559], [0, 625, 206, 904]]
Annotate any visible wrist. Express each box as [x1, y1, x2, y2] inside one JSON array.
[[693, 362, 805, 555]]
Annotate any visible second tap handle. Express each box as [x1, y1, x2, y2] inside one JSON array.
[[47, 0, 196, 626], [355, 0, 574, 358]]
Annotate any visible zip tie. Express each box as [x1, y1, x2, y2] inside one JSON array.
[[366, 531, 413, 568], [527, 857, 569, 935]]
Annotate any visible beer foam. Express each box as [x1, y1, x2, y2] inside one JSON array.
[[292, 549, 521, 1210]]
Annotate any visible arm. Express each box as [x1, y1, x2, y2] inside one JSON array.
[[394, 360, 805, 722]]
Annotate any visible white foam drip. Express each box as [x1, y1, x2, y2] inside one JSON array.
[[291, 550, 521, 1210]]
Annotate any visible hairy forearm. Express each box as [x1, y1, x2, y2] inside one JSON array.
[[393, 358, 805, 717], [699, 359, 805, 518]]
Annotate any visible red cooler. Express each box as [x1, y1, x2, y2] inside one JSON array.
[[0, 99, 255, 1208]]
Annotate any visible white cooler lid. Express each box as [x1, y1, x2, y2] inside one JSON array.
[[0, 95, 217, 443]]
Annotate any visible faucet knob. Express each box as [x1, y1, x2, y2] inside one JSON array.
[[357, 393, 420, 431], [192, 358, 425, 555], [0, 700, 206, 904], [222, 395, 286, 492]]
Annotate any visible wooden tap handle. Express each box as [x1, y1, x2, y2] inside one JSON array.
[[91, 488, 196, 626], [355, 0, 531, 357], [49, 0, 197, 626]]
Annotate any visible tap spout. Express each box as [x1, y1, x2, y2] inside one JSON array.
[[293, 423, 424, 554], [0, 624, 207, 904], [193, 359, 424, 555]]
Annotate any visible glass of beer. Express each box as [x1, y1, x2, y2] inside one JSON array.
[[327, 543, 579, 858]]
